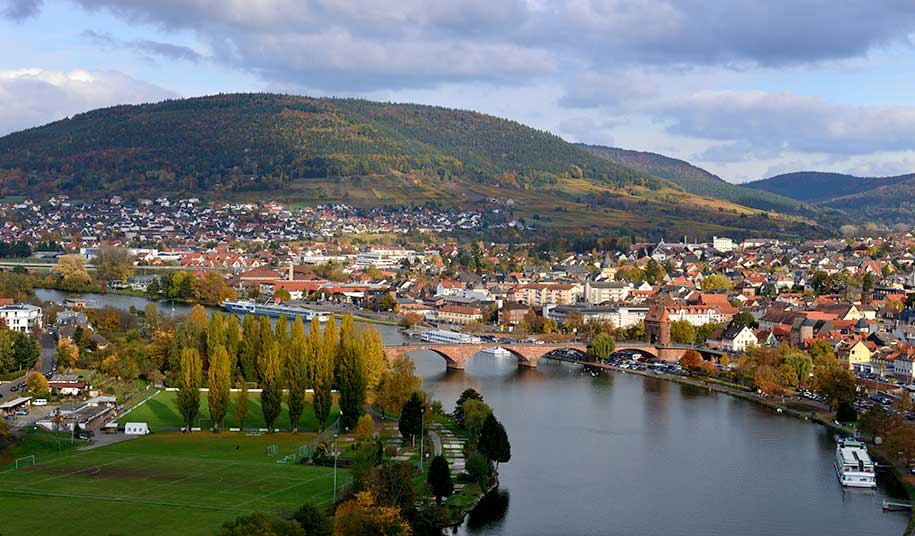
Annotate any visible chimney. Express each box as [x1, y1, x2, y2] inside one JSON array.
[[288, 262, 294, 281]]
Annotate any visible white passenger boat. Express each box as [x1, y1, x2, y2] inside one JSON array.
[[419, 329, 481, 344], [834, 438, 877, 488], [221, 300, 330, 322]]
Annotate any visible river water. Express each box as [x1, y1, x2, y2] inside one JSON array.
[[36, 289, 910, 535]]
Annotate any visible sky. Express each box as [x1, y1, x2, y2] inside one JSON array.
[[3, 1, 915, 183]]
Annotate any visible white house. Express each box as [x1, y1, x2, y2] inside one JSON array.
[[894, 354, 915, 383], [0, 304, 42, 332], [721, 325, 758, 353]]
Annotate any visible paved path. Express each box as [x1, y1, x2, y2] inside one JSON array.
[[429, 430, 443, 456]]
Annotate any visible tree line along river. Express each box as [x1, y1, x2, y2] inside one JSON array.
[[35, 289, 911, 535]]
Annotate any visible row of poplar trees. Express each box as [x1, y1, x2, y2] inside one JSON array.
[[177, 307, 385, 433]]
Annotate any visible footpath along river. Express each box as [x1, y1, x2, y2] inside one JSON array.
[[36, 289, 911, 535]]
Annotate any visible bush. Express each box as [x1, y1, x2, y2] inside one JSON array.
[[836, 400, 857, 423], [466, 452, 492, 487], [292, 503, 331, 536]]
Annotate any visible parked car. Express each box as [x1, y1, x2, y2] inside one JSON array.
[[33, 399, 47, 406]]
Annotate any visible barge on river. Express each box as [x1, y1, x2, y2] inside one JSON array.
[[221, 300, 330, 322]]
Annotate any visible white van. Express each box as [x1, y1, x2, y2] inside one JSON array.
[[33, 399, 47, 406]]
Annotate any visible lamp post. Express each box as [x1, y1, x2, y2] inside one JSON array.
[[332, 433, 338, 504], [419, 408, 425, 472]]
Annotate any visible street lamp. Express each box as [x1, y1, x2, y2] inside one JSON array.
[[332, 433, 338, 504], [419, 408, 425, 472]]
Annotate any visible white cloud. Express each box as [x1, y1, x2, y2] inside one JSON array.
[[662, 90, 915, 158], [0, 68, 176, 135]]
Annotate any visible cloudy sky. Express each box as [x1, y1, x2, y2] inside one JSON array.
[[3, 0, 915, 182]]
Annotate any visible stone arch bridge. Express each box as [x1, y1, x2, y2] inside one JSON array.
[[384, 341, 723, 370]]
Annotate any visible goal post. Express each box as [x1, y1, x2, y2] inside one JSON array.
[[15, 455, 35, 469], [297, 445, 311, 459], [198, 417, 212, 430], [265, 444, 278, 456]]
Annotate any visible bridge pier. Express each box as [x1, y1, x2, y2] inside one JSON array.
[[517, 358, 538, 368], [446, 360, 465, 370]]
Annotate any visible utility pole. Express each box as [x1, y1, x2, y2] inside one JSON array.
[[419, 408, 425, 472], [332, 433, 338, 504]]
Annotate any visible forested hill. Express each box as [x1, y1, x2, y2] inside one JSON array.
[[578, 144, 807, 214], [0, 93, 827, 239], [0, 93, 660, 197], [744, 171, 914, 202]]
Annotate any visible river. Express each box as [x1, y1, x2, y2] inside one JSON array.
[[36, 289, 910, 535]]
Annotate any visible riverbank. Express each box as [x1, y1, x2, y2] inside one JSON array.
[[551, 355, 915, 532]]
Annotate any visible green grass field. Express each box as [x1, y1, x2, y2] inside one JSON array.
[[0, 432, 349, 536], [118, 390, 339, 431]]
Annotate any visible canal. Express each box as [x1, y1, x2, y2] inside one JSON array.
[[36, 289, 910, 535]]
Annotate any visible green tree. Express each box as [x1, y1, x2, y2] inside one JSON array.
[[94, 245, 135, 282], [398, 391, 425, 447], [239, 314, 259, 381], [260, 340, 284, 432], [478, 414, 511, 468], [313, 315, 335, 430], [836, 400, 857, 423], [462, 399, 492, 439], [728, 312, 755, 329], [669, 319, 695, 344], [257, 316, 274, 382], [235, 378, 249, 430], [700, 274, 732, 291], [428, 455, 454, 504], [287, 316, 310, 432], [207, 345, 232, 430], [217, 512, 304, 536], [644, 258, 665, 284], [292, 503, 331, 536], [784, 352, 813, 387], [453, 388, 483, 427], [207, 311, 226, 359], [225, 314, 240, 373], [375, 354, 421, 417], [178, 347, 202, 432], [466, 451, 493, 487], [589, 333, 616, 360]]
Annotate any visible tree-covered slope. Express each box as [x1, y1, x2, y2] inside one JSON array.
[[578, 144, 807, 214], [743, 171, 913, 202], [0, 93, 827, 239], [0, 93, 662, 198]]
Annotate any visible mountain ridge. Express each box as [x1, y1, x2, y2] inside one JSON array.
[[0, 93, 824, 239]]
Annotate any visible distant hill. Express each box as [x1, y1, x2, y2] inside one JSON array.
[[578, 144, 808, 214], [0, 93, 825, 239], [744, 171, 914, 202], [745, 171, 915, 223]]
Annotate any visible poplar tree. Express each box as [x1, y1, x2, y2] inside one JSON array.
[[239, 314, 259, 381], [287, 316, 310, 432], [335, 314, 354, 387], [313, 315, 336, 430], [338, 328, 367, 430], [257, 316, 273, 382], [207, 344, 231, 430], [234, 377, 249, 430], [361, 327, 385, 390], [259, 338, 283, 432], [274, 315, 289, 371], [206, 311, 225, 359], [178, 347, 202, 432], [225, 314, 240, 373]]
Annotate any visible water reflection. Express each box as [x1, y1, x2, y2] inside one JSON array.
[[459, 489, 510, 534]]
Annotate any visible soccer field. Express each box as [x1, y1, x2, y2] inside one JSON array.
[[118, 390, 339, 431], [0, 432, 349, 535]]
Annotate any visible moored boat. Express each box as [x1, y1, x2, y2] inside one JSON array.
[[222, 299, 330, 322], [834, 437, 877, 488]]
